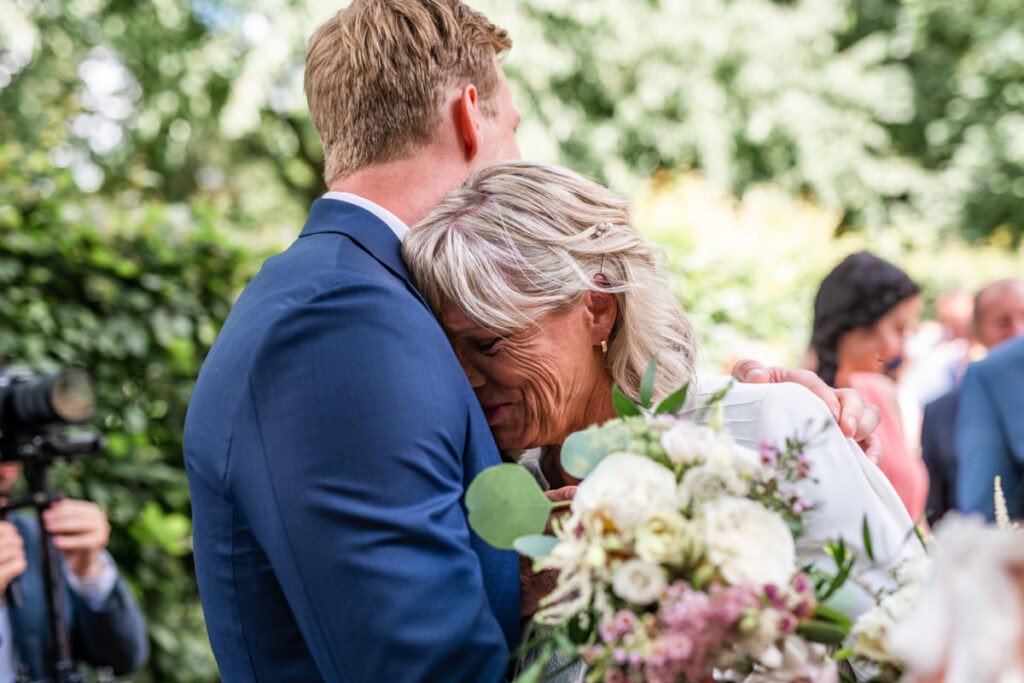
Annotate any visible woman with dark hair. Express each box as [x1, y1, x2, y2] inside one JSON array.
[[810, 251, 927, 523]]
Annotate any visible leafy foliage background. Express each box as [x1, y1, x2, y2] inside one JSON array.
[[1, 0, 1023, 679]]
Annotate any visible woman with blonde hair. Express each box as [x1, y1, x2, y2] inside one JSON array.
[[404, 160, 918, 591]]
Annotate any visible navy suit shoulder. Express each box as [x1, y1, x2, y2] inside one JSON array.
[[8, 514, 147, 679], [184, 200, 518, 682], [956, 336, 1024, 520]]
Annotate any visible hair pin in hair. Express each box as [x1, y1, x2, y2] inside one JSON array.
[[592, 222, 612, 238]]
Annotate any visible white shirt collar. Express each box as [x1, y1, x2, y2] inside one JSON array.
[[322, 191, 409, 242]]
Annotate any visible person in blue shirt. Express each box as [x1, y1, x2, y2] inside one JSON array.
[[0, 462, 148, 680]]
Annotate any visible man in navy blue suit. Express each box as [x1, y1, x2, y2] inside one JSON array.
[[183, 1, 885, 680], [956, 332, 1024, 522], [185, 3, 524, 679]]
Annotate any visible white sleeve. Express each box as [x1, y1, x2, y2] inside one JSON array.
[[64, 550, 119, 610], [686, 378, 923, 612]]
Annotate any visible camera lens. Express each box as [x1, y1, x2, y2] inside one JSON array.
[[9, 367, 96, 426]]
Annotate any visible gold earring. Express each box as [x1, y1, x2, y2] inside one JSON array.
[[600, 340, 608, 354]]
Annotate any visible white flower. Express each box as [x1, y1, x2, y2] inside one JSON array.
[[633, 507, 694, 565], [700, 497, 796, 586], [661, 421, 764, 478], [611, 558, 666, 605], [661, 422, 723, 465], [677, 463, 750, 510], [570, 452, 677, 532]]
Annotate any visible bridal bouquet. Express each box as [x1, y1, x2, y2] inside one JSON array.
[[467, 362, 859, 682]]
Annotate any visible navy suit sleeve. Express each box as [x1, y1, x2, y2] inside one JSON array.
[[69, 575, 149, 674], [921, 402, 948, 523], [234, 282, 510, 682], [956, 364, 1013, 521]]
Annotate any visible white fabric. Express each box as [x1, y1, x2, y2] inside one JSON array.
[[63, 550, 119, 610], [321, 191, 409, 242], [682, 378, 924, 612]]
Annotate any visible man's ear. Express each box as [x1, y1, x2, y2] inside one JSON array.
[[455, 84, 482, 159], [584, 289, 618, 344]]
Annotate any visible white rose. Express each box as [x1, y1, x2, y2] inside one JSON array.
[[660, 422, 723, 465], [571, 452, 677, 532], [700, 497, 796, 586], [676, 464, 750, 511], [611, 558, 666, 605], [633, 507, 692, 565], [661, 422, 763, 475]]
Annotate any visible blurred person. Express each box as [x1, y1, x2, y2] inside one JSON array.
[[921, 278, 1024, 524], [902, 289, 976, 408], [956, 334, 1024, 521], [973, 278, 1024, 350], [0, 462, 147, 679], [810, 251, 928, 524]]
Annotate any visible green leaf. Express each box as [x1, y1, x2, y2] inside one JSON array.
[[861, 516, 875, 563], [465, 464, 552, 549], [797, 619, 849, 645], [560, 423, 632, 479], [639, 355, 658, 409], [814, 604, 853, 630], [655, 382, 689, 415], [833, 647, 854, 661], [514, 534, 560, 559], [612, 384, 641, 417]]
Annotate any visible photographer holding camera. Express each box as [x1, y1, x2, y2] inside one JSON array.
[[0, 368, 147, 681]]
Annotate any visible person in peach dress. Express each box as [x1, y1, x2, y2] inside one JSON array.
[[810, 251, 928, 525]]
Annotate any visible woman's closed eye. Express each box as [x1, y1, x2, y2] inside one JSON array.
[[475, 337, 502, 354]]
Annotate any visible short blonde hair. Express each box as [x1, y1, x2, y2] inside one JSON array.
[[305, 0, 511, 184], [403, 161, 698, 403]]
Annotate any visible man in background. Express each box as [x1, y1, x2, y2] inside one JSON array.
[[0, 461, 147, 679], [955, 332, 1024, 521], [923, 278, 1024, 522]]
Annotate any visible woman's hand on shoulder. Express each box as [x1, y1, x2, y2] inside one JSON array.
[[731, 359, 881, 446]]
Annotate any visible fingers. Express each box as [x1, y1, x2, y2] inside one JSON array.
[[0, 522, 26, 590], [857, 434, 883, 465], [743, 365, 844, 424], [544, 486, 576, 504], [731, 359, 768, 383], [42, 500, 110, 560], [853, 399, 881, 442]]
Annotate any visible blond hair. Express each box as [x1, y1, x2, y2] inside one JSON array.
[[403, 161, 698, 403], [304, 0, 511, 184]]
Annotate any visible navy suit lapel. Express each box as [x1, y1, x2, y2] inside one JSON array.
[[300, 199, 429, 309]]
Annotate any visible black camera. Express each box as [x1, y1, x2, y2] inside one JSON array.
[[0, 367, 99, 463]]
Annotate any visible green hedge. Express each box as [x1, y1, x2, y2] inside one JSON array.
[[0, 141, 255, 681]]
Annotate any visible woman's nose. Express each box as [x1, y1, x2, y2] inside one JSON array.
[[455, 352, 486, 389]]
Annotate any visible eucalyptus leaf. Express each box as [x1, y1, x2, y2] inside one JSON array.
[[466, 464, 552, 549], [612, 384, 640, 418], [560, 423, 632, 479], [514, 534, 560, 559], [639, 355, 658, 409], [655, 382, 689, 415]]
